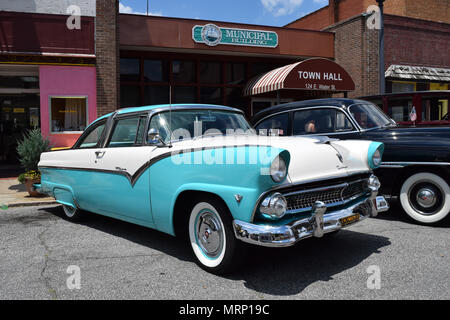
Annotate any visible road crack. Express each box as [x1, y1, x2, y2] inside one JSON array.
[[37, 222, 58, 300]]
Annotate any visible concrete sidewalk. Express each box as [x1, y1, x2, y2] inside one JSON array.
[[0, 178, 56, 208]]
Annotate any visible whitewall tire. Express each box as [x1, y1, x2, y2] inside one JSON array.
[[188, 197, 243, 274], [62, 204, 83, 222], [399, 172, 450, 224]]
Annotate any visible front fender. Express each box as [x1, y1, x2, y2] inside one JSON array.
[[149, 145, 289, 235]]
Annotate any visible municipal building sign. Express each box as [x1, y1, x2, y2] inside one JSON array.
[[192, 24, 278, 48]]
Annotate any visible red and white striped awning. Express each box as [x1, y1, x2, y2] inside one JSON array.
[[244, 62, 301, 96], [243, 58, 355, 96]]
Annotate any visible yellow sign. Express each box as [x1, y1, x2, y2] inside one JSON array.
[[13, 108, 25, 113]]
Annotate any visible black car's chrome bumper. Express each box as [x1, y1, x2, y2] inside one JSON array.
[[233, 194, 388, 248]]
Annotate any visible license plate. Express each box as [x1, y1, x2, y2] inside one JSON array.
[[340, 213, 360, 226]]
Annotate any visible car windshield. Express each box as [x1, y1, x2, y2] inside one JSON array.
[[348, 103, 396, 129], [150, 109, 255, 142]]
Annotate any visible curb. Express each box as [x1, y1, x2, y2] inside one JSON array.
[[3, 201, 58, 208]]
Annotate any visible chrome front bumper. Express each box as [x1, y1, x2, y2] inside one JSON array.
[[233, 194, 388, 247]]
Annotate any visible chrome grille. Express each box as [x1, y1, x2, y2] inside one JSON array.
[[284, 180, 368, 213]]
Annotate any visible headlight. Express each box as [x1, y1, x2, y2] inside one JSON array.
[[372, 149, 382, 167], [368, 142, 384, 169], [270, 156, 287, 183], [259, 192, 287, 219]]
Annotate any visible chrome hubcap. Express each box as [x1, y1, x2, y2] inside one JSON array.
[[408, 181, 444, 216], [196, 211, 223, 258], [416, 188, 437, 208]]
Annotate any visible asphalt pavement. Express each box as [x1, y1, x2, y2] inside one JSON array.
[[0, 204, 448, 300]]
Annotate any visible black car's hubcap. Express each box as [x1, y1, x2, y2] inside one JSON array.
[[409, 182, 443, 216]]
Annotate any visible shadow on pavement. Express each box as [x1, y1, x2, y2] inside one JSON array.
[[39, 205, 194, 263], [373, 201, 450, 228], [40, 205, 391, 296]]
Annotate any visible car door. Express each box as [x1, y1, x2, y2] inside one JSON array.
[[91, 113, 155, 225]]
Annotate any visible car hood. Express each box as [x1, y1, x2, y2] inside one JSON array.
[[175, 135, 375, 184]]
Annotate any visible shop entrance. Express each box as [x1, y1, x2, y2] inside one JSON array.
[[0, 94, 40, 165]]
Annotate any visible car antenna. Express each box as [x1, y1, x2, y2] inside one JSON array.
[[168, 85, 173, 148]]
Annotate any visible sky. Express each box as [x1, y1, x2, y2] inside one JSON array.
[[118, 0, 329, 27]]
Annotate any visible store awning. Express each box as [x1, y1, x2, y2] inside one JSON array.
[[385, 64, 450, 82], [244, 58, 355, 96]]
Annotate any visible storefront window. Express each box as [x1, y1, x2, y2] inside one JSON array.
[[120, 85, 140, 107], [143, 86, 169, 105], [144, 60, 168, 82], [120, 58, 140, 82], [249, 62, 277, 78], [0, 76, 39, 89], [225, 87, 244, 109], [226, 63, 246, 85], [422, 96, 449, 122], [199, 61, 222, 84], [392, 82, 415, 93], [200, 87, 222, 105], [50, 97, 87, 133], [388, 96, 413, 122], [172, 61, 196, 83], [173, 86, 196, 103]]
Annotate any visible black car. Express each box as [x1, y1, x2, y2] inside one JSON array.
[[251, 98, 450, 224]]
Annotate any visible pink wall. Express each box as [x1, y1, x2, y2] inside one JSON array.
[[39, 66, 97, 148]]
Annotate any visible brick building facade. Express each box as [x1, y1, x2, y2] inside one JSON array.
[[286, 0, 450, 97]]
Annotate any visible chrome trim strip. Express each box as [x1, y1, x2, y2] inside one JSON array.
[[39, 144, 275, 188], [380, 161, 450, 168]]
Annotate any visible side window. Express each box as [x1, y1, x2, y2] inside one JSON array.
[[77, 121, 106, 149], [293, 108, 354, 135], [107, 116, 142, 148], [255, 113, 289, 136]]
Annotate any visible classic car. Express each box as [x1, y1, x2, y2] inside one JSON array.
[[251, 98, 450, 225], [36, 104, 387, 274]]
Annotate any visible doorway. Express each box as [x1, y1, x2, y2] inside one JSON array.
[[0, 94, 40, 165]]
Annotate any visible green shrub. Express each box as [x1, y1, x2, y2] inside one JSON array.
[[16, 129, 51, 173]]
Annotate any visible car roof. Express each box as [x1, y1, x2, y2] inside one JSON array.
[[251, 98, 369, 124], [89, 104, 244, 126]]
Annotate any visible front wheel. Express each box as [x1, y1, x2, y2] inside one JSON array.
[[188, 196, 244, 274], [399, 172, 450, 224]]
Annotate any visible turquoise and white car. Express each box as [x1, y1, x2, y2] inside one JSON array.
[[37, 104, 388, 274]]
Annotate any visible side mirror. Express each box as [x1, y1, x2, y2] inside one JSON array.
[[147, 128, 169, 147], [147, 128, 161, 145]]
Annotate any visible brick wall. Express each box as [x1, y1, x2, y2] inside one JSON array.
[[287, 0, 450, 30], [384, 14, 450, 69], [95, 0, 119, 117], [325, 15, 379, 97]]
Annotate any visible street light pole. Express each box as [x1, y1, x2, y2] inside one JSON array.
[[377, 0, 385, 94]]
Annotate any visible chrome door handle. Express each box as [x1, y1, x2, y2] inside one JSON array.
[[95, 151, 105, 158]]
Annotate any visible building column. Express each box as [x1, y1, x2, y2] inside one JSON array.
[[95, 0, 120, 117]]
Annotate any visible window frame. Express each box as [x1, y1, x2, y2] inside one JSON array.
[[254, 106, 360, 136], [72, 118, 107, 150], [48, 95, 88, 134], [292, 107, 356, 135], [105, 113, 150, 149]]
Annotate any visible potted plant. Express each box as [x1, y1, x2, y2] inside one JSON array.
[[16, 129, 51, 197]]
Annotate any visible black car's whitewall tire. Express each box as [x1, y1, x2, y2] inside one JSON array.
[[399, 172, 450, 224], [188, 196, 243, 274], [62, 204, 83, 222]]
